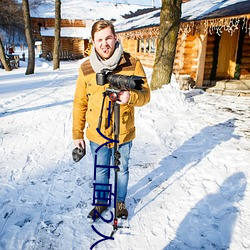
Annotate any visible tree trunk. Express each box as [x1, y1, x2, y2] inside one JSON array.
[[53, 0, 61, 70], [22, 0, 35, 75], [0, 37, 11, 71], [151, 0, 182, 90]]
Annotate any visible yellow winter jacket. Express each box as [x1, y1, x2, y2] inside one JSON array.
[[72, 52, 150, 147]]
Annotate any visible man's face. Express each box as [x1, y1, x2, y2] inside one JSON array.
[[93, 27, 117, 60]]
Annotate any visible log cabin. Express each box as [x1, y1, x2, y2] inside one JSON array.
[[115, 0, 250, 94], [31, 18, 92, 60]]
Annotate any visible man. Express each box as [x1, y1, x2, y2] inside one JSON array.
[[72, 20, 150, 220]]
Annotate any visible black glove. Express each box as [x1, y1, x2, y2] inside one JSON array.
[[72, 146, 86, 162]]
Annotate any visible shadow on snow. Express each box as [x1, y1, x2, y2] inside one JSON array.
[[0, 100, 73, 117], [129, 118, 239, 212], [164, 172, 247, 249]]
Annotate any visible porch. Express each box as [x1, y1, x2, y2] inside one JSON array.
[[205, 79, 250, 97]]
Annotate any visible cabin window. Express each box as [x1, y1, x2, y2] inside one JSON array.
[[137, 38, 156, 54], [150, 38, 155, 53]]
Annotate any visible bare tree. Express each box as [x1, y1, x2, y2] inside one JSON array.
[[151, 0, 182, 90], [53, 0, 61, 70], [0, 37, 11, 71], [22, 0, 35, 75], [0, 0, 24, 37], [0, 0, 23, 71]]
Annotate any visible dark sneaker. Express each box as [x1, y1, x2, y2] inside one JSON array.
[[117, 202, 128, 219], [88, 203, 108, 220]]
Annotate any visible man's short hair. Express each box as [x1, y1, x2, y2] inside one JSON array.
[[91, 20, 116, 40]]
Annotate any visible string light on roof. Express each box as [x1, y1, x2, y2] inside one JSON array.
[[179, 15, 250, 37], [242, 16, 250, 36]]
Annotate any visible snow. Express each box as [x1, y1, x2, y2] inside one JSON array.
[[40, 27, 92, 39], [181, 0, 249, 21], [114, 9, 160, 32], [93, 0, 161, 7], [0, 48, 250, 250], [30, 0, 152, 20]]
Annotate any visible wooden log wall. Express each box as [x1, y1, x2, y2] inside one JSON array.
[[32, 17, 88, 60], [183, 35, 198, 79], [41, 37, 86, 58], [120, 31, 200, 78], [173, 34, 199, 80], [72, 38, 87, 56], [120, 38, 156, 68], [203, 34, 215, 82], [32, 18, 86, 29], [135, 53, 156, 68], [61, 38, 74, 52], [41, 37, 53, 58], [120, 39, 137, 54], [173, 34, 185, 75]]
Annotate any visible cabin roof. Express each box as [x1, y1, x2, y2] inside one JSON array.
[[115, 0, 250, 32], [115, 8, 160, 33], [182, 0, 250, 21]]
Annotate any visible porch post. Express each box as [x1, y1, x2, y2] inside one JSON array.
[[195, 32, 207, 88]]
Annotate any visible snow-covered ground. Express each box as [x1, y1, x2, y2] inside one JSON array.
[[0, 49, 250, 250]]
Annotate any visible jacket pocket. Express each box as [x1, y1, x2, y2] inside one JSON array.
[[120, 107, 135, 134]]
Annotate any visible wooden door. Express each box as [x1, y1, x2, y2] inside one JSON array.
[[216, 30, 239, 78]]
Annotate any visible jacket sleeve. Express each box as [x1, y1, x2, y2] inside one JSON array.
[[72, 68, 88, 140], [128, 59, 150, 107]]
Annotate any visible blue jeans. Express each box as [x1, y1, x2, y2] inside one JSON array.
[[90, 140, 132, 204]]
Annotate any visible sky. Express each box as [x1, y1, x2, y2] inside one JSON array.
[[0, 48, 249, 250]]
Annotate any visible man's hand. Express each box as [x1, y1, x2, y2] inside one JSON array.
[[116, 90, 130, 105], [74, 139, 85, 149], [72, 139, 86, 162]]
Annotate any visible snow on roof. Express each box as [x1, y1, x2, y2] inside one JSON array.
[[182, 0, 250, 21], [114, 8, 160, 32], [114, 0, 250, 32], [30, 0, 151, 20], [40, 27, 92, 39]]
